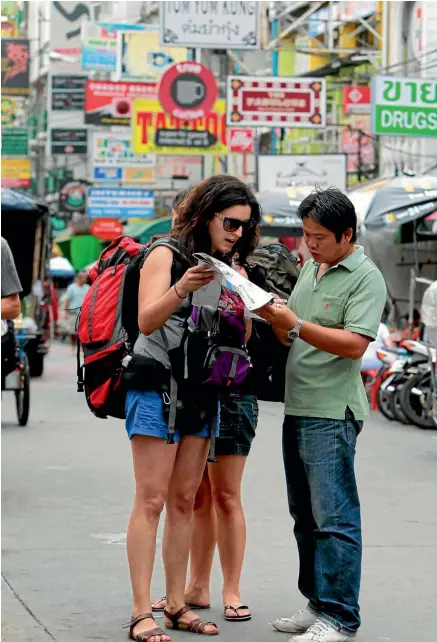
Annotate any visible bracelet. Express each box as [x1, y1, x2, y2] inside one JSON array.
[[174, 283, 185, 299]]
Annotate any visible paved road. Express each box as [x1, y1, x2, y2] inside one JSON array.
[[2, 343, 437, 642]]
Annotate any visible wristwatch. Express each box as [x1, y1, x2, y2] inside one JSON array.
[[287, 318, 303, 342]]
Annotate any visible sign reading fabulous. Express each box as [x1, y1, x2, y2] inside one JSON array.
[[160, 1, 261, 49], [371, 75, 437, 137]]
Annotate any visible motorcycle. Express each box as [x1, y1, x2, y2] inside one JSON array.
[[398, 341, 437, 429]]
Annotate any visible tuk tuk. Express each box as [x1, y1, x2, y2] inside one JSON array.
[[1, 188, 51, 384]]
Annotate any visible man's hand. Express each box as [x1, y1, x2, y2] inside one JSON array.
[[1, 293, 21, 321], [254, 300, 297, 329]]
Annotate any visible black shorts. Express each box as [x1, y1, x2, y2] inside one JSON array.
[[216, 392, 258, 457]]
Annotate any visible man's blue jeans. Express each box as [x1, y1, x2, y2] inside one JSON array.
[[282, 408, 363, 634]]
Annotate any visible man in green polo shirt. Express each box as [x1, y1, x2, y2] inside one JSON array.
[[255, 188, 386, 642]]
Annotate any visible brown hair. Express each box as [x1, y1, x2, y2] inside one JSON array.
[[171, 175, 261, 265]]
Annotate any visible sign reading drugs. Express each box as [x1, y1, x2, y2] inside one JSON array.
[[133, 99, 227, 155], [227, 76, 326, 128], [371, 75, 437, 137]]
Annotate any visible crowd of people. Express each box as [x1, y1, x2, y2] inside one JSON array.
[[3, 176, 436, 642]]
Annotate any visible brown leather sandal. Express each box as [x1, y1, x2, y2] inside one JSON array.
[[164, 605, 218, 636], [122, 612, 169, 641]]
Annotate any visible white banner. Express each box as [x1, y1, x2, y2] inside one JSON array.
[[160, 1, 261, 49], [257, 155, 347, 193]]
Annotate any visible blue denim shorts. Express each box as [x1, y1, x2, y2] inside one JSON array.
[[216, 393, 258, 456], [125, 390, 219, 441]]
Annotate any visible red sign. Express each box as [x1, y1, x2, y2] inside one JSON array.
[[342, 86, 371, 115], [229, 128, 255, 153], [227, 76, 326, 128], [85, 80, 157, 127], [158, 62, 217, 121], [90, 218, 124, 241]]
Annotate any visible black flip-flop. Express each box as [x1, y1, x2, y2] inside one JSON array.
[[152, 597, 211, 613], [223, 605, 251, 622]]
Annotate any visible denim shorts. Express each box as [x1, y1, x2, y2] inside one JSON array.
[[216, 393, 259, 457], [125, 390, 219, 441]]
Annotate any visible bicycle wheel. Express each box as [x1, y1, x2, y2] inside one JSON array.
[[15, 354, 30, 426], [399, 372, 435, 429]]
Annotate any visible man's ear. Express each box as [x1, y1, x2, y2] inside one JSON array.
[[344, 228, 353, 243]]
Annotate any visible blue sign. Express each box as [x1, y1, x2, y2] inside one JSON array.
[[82, 23, 146, 71], [93, 167, 123, 182], [87, 188, 154, 218]]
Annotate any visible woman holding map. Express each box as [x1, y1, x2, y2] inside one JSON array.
[[124, 175, 261, 641]]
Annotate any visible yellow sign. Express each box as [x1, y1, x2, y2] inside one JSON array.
[[132, 99, 227, 155], [1, 96, 21, 127], [1, 157, 31, 187], [118, 30, 187, 82]]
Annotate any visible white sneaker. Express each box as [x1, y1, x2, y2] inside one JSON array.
[[291, 619, 356, 641], [272, 607, 317, 634]]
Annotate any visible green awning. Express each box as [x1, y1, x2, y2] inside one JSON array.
[[123, 217, 172, 244]]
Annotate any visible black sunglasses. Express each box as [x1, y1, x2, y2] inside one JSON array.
[[215, 213, 255, 233]]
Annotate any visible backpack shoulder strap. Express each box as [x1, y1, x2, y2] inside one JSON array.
[[146, 236, 191, 284]]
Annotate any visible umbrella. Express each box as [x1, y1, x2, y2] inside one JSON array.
[[361, 176, 437, 229], [49, 256, 75, 278], [256, 186, 314, 237]]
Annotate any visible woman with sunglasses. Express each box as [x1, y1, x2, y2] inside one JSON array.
[[124, 175, 260, 642], [152, 183, 260, 625]]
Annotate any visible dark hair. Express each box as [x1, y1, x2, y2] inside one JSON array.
[[172, 188, 192, 212], [297, 187, 357, 243], [172, 175, 261, 265]]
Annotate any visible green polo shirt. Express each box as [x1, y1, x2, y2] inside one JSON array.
[[285, 246, 387, 420]]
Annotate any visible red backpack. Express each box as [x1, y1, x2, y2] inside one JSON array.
[[76, 235, 184, 419]]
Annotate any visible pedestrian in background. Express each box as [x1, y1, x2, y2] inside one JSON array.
[[124, 176, 260, 642], [64, 271, 90, 353], [255, 188, 386, 642]]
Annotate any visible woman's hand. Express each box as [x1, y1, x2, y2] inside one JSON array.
[[176, 265, 216, 296]]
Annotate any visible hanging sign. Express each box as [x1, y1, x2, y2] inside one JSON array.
[[228, 128, 255, 153], [227, 76, 326, 128], [81, 22, 146, 71], [87, 188, 155, 218], [1, 38, 30, 96], [51, 128, 88, 155], [59, 180, 88, 214], [85, 80, 157, 127], [1, 127, 28, 156], [50, 75, 86, 111], [158, 62, 217, 121], [117, 29, 187, 82], [90, 218, 124, 241], [371, 75, 437, 137], [133, 98, 227, 155], [1, 96, 23, 127], [343, 86, 371, 115], [160, 1, 261, 50], [1, 158, 31, 187]]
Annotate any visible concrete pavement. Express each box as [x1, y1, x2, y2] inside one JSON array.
[[2, 342, 437, 642]]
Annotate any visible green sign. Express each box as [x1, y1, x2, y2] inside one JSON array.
[[1, 126, 28, 156], [371, 75, 437, 137]]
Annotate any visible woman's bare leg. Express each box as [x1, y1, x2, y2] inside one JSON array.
[[127, 436, 177, 641], [208, 455, 250, 618], [163, 437, 218, 634], [185, 467, 216, 605]]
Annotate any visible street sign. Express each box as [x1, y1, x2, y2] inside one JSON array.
[[51, 75, 86, 111], [90, 218, 124, 241], [343, 86, 371, 115], [87, 188, 155, 218], [371, 75, 437, 137], [227, 76, 326, 128], [51, 129, 88, 155], [158, 62, 217, 121]]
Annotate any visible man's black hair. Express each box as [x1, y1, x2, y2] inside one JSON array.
[[172, 188, 192, 212], [297, 187, 357, 243]]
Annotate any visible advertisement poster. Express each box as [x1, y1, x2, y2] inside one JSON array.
[[51, 128, 88, 155], [342, 116, 375, 173], [87, 188, 155, 218], [92, 132, 156, 184], [117, 29, 187, 82], [227, 76, 326, 128], [1, 38, 30, 96], [257, 154, 347, 192], [133, 99, 227, 155], [1, 96, 23, 127], [1, 157, 31, 187], [160, 1, 261, 49], [85, 80, 157, 127], [81, 22, 146, 71], [1, 126, 28, 156], [1, 0, 21, 37], [51, 75, 86, 111]]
